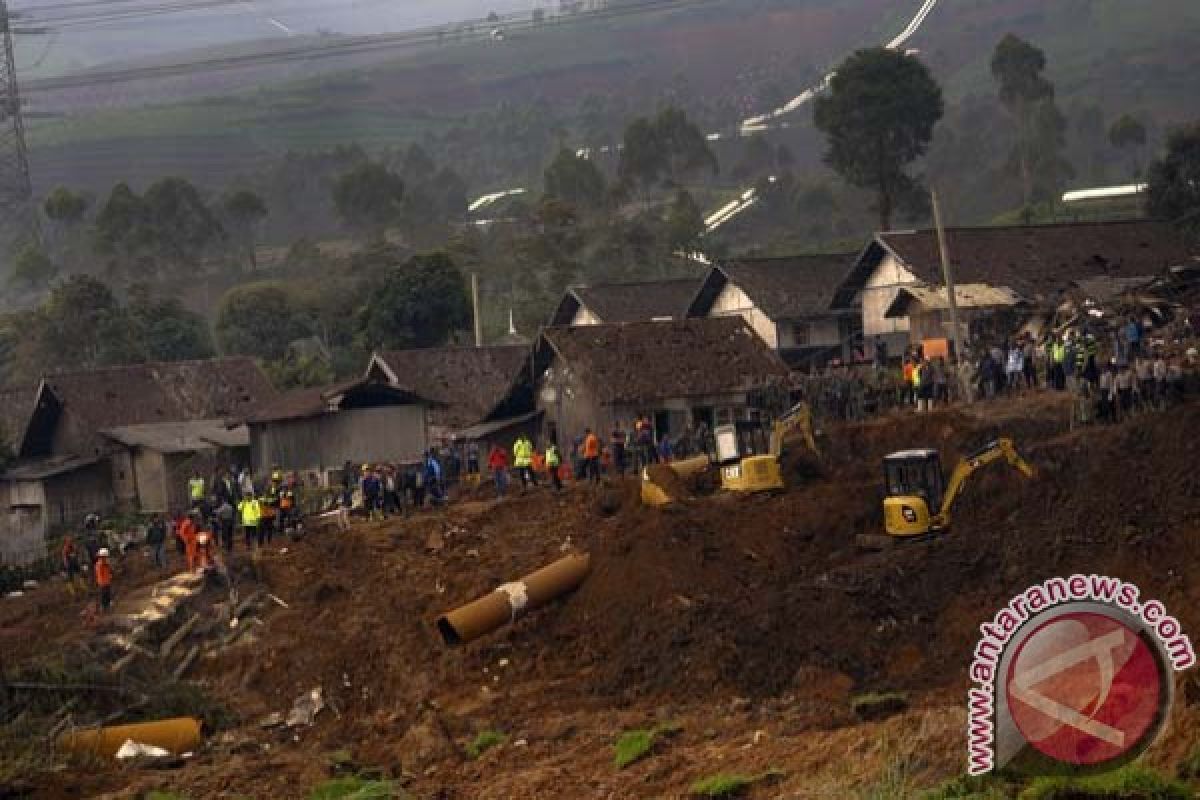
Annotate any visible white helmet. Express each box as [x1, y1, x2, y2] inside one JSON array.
[[97, 548, 110, 558]]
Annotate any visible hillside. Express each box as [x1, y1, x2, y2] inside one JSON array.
[[22, 0, 1200, 201]]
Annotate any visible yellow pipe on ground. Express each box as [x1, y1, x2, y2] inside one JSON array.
[[58, 716, 202, 759], [436, 553, 591, 646]]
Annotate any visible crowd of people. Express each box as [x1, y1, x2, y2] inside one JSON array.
[[799, 314, 1199, 422], [63, 465, 308, 615]]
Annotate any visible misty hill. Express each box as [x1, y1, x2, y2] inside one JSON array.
[[22, 0, 1200, 216]]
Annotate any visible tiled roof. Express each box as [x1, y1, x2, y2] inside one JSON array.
[[541, 318, 790, 405], [370, 346, 529, 428]]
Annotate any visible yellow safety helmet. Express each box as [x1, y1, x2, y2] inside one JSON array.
[[271, 470, 282, 481]]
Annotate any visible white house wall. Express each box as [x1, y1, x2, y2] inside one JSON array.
[[709, 282, 779, 348], [863, 252, 920, 337], [571, 307, 602, 326], [775, 316, 842, 349]]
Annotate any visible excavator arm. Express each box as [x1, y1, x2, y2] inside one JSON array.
[[933, 438, 1035, 526], [770, 401, 818, 458]]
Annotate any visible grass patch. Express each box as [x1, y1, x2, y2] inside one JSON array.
[[465, 730, 507, 760], [850, 692, 909, 720], [613, 722, 682, 769], [1019, 764, 1192, 799], [1178, 743, 1200, 780], [307, 776, 399, 799], [689, 770, 784, 797], [920, 773, 1013, 799]]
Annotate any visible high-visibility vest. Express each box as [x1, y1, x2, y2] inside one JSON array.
[[546, 446, 561, 467], [1052, 343, 1066, 364], [188, 478, 205, 500], [513, 439, 532, 467], [239, 499, 260, 526]]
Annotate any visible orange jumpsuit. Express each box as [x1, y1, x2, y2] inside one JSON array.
[[179, 519, 198, 571]]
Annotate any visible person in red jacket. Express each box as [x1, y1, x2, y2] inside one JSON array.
[[94, 548, 113, 612], [487, 444, 509, 498]]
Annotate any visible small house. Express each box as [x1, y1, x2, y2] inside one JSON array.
[[686, 254, 860, 368], [549, 278, 702, 326], [366, 345, 530, 437], [244, 378, 432, 483], [491, 318, 792, 450], [0, 358, 274, 565], [834, 220, 1196, 356]]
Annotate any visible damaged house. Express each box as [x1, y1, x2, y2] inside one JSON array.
[[366, 345, 531, 442], [685, 253, 860, 368], [489, 318, 792, 449], [0, 358, 274, 565], [835, 219, 1197, 355], [243, 377, 432, 482], [548, 277, 702, 326]]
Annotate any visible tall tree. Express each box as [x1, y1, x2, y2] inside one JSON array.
[[142, 177, 226, 272], [358, 251, 470, 350], [991, 34, 1067, 209], [126, 284, 215, 361], [1109, 113, 1148, 179], [617, 107, 716, 197], [43, 187, 88, 227], [543, 148, 608, 212], [9, 245, 57, 291], [215, 282, 308, 360], [1147, 122, 1200, 242], [94, 182, 152, 273], [222, 190, 268, 270], [813, 47, 943, 230], [332, 161, 406, 240], [664, 189, 705, 252]]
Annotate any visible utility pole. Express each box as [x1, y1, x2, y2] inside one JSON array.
[[0, 0, 37, 252], [931, 187, 969, 402], [471, 272, 483, 347]]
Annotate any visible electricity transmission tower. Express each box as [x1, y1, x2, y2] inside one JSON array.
[[0, 0, 37, 251]]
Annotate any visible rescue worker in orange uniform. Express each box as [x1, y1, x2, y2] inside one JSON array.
[[178, 513, 198, 572], [94, 548, 114, 612], [582, 428, 601, 484]]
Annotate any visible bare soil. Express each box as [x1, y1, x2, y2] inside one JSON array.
[[8, 393, 1200, 798]]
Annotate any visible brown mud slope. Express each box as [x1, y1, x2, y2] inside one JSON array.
[[22, 395, 1200, 798]]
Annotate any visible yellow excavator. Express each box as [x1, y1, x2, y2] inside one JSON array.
[[858, 437, 1035, 548], [641, 401, 818, 506]]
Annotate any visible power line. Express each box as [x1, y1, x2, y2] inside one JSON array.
[[22, 0, 720, 92]]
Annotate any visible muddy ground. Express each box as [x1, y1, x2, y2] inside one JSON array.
[[5, 393, 1200, 798]]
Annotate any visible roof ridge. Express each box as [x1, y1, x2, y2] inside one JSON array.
[[45, 355, 257, 380], [721, 251, 859, 264], [881, 218, 1164, 236]]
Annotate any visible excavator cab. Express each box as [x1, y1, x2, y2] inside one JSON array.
[[714, 419, 783, 492], [882, 449, 946, 538], [878, 438, 1035, 542]]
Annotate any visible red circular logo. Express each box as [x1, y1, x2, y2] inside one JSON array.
[[1005, 612, 1164, 766]]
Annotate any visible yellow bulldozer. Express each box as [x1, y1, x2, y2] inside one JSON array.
[[641, 401, 818, 506], [857, 437, 1035, 549]]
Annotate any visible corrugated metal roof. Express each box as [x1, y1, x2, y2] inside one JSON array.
[[102, 420, 249, 453], [884, 284, 1025, 318], [3, 454, 101, 481], [451, 411, 543, 441]]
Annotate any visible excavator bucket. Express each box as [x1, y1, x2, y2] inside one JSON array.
[[640, 455, 710, 507]]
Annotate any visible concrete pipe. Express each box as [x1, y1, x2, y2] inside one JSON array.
[[58, 716, 202, 759], [437, 552, 591, 646]]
